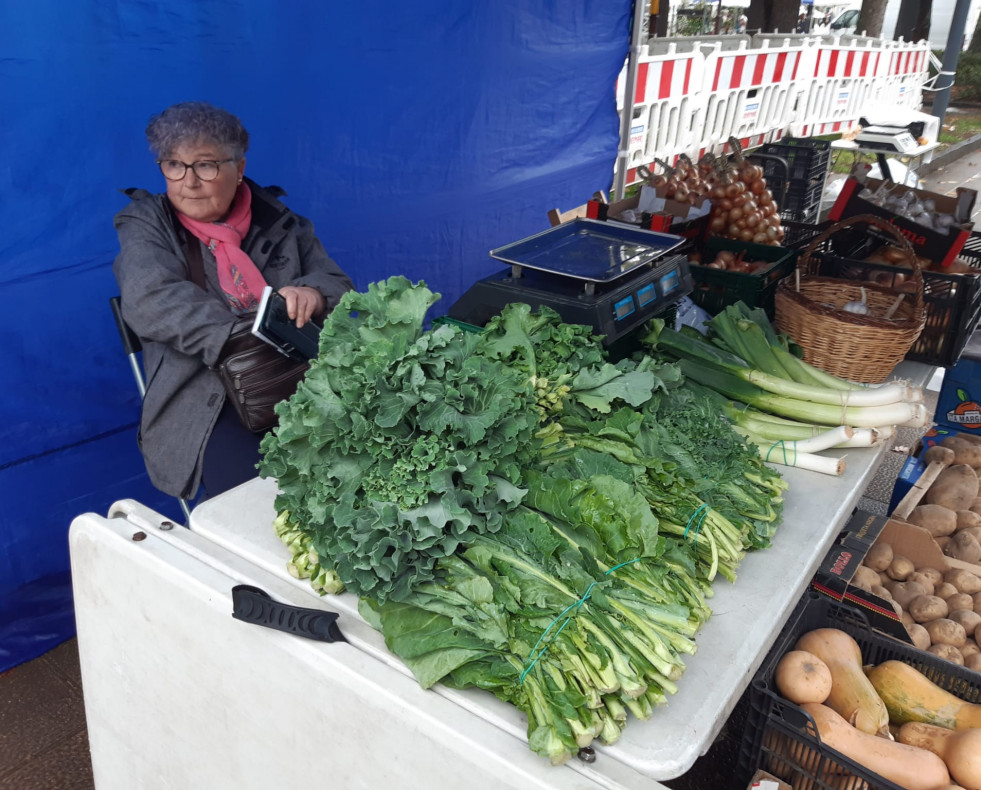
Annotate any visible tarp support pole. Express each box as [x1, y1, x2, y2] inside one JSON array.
[[931, 0, 972, 127], [614, 0, 648, 200]]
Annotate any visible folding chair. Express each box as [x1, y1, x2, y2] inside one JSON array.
[[110, 296, 192, 522]]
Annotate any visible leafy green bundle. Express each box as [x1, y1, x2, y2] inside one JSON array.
[[259, 278, 786, 764], [259, 277, 540, 602]]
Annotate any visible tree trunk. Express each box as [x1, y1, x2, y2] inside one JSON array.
[[747, 0, 799, 34], [969, 6, 981, 51], [894, 0, 932, 43], [857, 0, 889, 37]]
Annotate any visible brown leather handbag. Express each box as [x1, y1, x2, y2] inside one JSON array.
[[213, 317, 309, 432], [183, 227, 309, 433]]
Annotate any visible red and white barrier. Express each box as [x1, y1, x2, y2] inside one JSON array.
[[616, 32, 932, 187]]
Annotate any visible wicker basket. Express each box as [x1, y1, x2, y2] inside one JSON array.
[[774, 214, 925, 384]]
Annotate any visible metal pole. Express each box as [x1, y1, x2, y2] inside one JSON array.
[[932, 0, 973, 126], [614, 0, 649, 200]]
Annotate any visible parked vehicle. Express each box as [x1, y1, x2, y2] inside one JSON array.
[[829, 0, 981, 50]]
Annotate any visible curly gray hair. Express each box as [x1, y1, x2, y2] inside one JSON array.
[[145, 102, 250, 159]]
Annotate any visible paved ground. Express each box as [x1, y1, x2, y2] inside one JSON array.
[[920, 142, 981, 199]]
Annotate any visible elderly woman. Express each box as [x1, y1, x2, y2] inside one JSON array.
[[114, 101, 353, 501]]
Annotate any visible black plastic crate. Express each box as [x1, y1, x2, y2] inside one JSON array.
[[737, 592, 981, 790], [758, 138, 832, 182], [808, 238, 981, 368], [688, 237, 797, 318], [751, 139, 831, 225]]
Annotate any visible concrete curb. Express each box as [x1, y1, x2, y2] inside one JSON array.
[[918, 132, 981, 174]]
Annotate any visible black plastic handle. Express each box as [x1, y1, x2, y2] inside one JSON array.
[[232, 584, 346, 643]]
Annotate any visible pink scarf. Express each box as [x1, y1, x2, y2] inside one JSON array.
[[176, 182, 267, 313]]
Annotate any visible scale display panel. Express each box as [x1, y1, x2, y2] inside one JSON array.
[[489, 219, 685, 284]]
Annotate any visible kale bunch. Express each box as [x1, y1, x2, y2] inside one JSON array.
[[259, 277, 540, 602]]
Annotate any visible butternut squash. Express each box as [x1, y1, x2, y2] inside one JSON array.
[[802, 703, 951, 790], [775, 650, 833, 705], [897, 722, 981, 790], [865, 660, 981, 730], [794, 629, 890, 736]]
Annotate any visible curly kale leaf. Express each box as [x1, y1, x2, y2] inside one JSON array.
[[259, 277, 539, 602]]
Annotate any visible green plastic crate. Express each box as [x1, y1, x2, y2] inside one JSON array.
[[688, 237, 797, 318]]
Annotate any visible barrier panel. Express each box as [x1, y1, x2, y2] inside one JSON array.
[[697, 38, 814, 156], [616, 32, 932, 188], [617, 40, 706, 187]]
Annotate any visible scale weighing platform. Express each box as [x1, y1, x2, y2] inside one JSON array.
[[448, 219, 692, 345], [853, 124, 920, 154]]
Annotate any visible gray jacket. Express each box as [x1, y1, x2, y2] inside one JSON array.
[[113, 179, 354, 498]]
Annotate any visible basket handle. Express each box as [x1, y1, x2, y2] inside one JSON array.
[[797, 213, 924, 316]]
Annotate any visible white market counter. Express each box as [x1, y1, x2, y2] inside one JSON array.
[[69, 362, 935, 790]]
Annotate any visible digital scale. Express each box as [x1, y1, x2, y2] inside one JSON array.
[[854, 124, 921, 154], [448, 219, 692, 348]]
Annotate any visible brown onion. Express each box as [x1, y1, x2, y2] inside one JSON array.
[[745, 211, 761, 228], [753, 232, 768, 244], [750, 178, 767, 194], [740, 228, 754, 242], [711, 216, 726, 233]]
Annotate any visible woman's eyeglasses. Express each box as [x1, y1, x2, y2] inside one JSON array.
[[157, 159, 236, 181]]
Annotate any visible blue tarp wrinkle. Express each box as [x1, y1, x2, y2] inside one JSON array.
[[0, 0, 631, 669]]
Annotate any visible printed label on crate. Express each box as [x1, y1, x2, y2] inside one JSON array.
[[837, 90, 849, 106], [630, 124, 645, 148], [743, 101, 759, 122], [943, 389, 981, 428]]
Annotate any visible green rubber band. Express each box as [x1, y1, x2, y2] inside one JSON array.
[[519, 558, 642, 683]]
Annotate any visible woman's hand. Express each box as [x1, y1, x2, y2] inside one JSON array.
[[278, 286, 326, 328]]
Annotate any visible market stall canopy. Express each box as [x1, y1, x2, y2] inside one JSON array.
[[0, 0, 632, 671]]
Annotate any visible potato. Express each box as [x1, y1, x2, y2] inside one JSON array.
[[926, 617, 968, 647], [901, 610, 915, 628], [908, 571, 936, 596], [940, 436, 981, 467], [936, 582, 961, 600], [879, 571, 892, 587], [949, 608, 981, 634], [864, 542, 894, 573], [886, 554, 916, 581], [956, 510, 981, 531], [972, 496, 981, 516], [924, 444, 957, 465], [948, 592, 975, 613], [851, 565, 881, 592], [967, 652, 981, 671], [945, 531, 981, 563], [908, 504, 958, 537], [907, 622, 932, 650], [915, 567, 944, 586], [926, 464, 980, 511], [975, 591, 981, 611], [961, 638, 980, 658], [871, 584, 893, 600], [946, 569, 981, 594], [928, 643, 965, 664], [888, 580, 927, 608], [937, 535, 952, 550], [909, 594, 949, 623], [959, 526, 981, 544]]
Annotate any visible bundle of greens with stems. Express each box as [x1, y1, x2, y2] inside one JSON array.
[[641, 302, 927, 476], [259, 278, 787, 764]]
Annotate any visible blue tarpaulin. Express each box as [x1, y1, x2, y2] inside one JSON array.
[[0, 1, 631, 671]]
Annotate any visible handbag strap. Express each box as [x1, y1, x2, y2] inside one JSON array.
[[183, 227, 207, 291]]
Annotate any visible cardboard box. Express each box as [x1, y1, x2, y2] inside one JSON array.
[[814, 510, 981, 646], [829, 176, 976, 268], [888, 424, 981, 511], [811, 510, 911, 641], [877, 516, 981, 578], [598, 188, 711, 243], [747, 769, 792, 790]]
